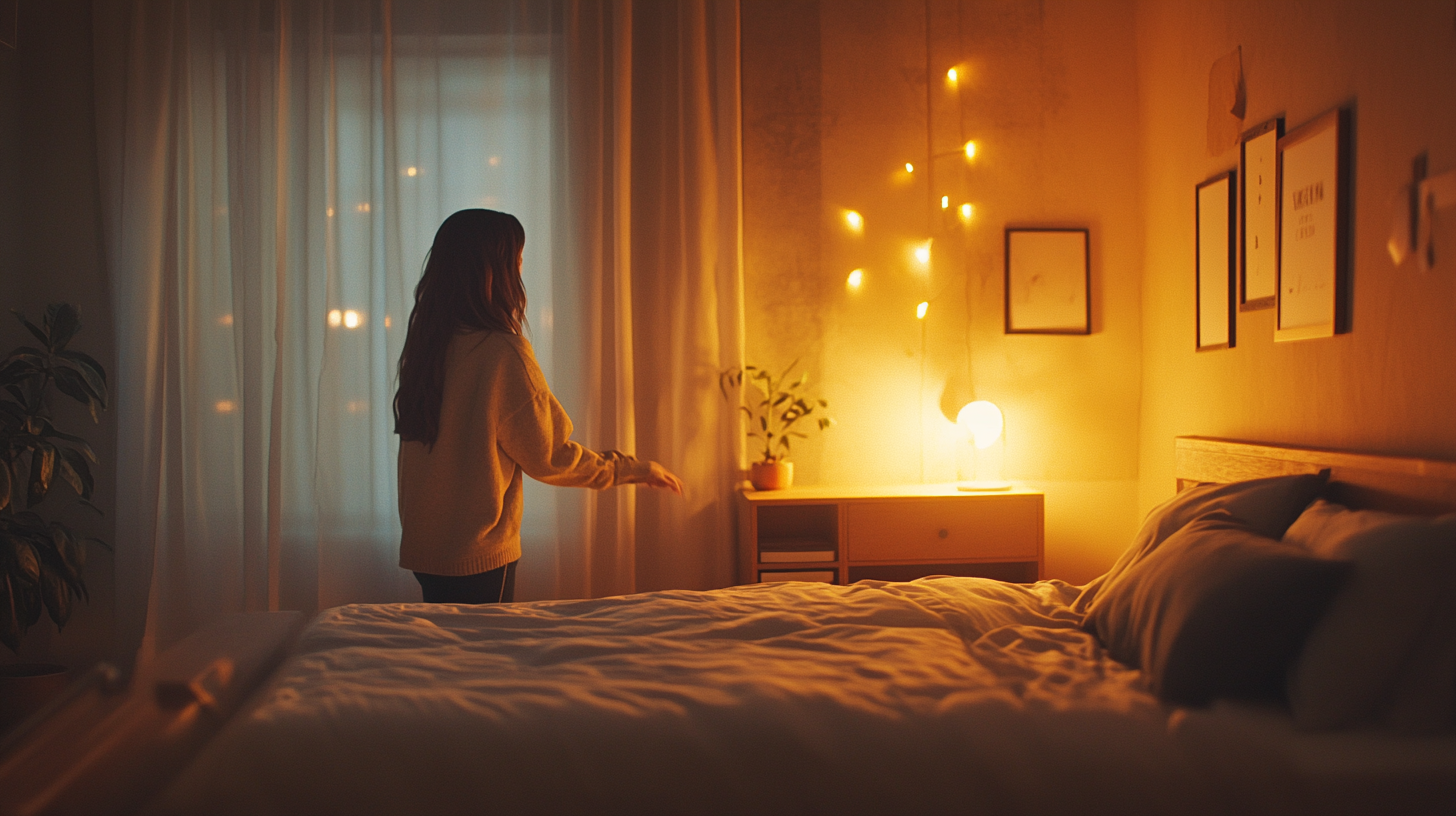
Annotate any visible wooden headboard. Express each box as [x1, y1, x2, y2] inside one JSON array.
[[1175, 436, 1456, 516]]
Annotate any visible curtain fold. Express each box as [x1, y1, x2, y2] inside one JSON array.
[[94, 0, 742, 671]]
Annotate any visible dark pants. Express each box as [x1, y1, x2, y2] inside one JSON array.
[[414, 561, 517, 604]]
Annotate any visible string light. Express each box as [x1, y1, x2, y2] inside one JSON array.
[[343, 310, 361, 329], [847, 269, 864, 289], [963, 141, 977, 159], [327, 309, 343, 327], [916, 301, 929, 319], [960, 203, 974, 221], [946, 67, 958, 83], [914, 244, 931, 265], [844, 210, 864, 232], [941, 195, 949, 209], [905, 163, 914, 173]]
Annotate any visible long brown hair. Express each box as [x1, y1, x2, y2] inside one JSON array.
[[394, 209, 527, 445]]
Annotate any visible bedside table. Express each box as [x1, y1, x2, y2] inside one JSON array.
[[736, 485, 1044, 585]]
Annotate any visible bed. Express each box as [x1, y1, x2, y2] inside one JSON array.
[[2, 437, 1454, 815]]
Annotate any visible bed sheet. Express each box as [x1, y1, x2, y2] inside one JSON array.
[[150, 577, 1452, 816]]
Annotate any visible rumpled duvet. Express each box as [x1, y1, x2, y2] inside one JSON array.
[[152, 578, 1456, 816]]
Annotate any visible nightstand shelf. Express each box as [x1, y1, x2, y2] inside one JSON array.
[[737, 485, 1044, 585]]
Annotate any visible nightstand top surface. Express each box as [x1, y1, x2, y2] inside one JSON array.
[[737, 483, 1043, 503]]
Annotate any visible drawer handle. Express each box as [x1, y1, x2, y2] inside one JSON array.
[[938, 528, 949, 539]]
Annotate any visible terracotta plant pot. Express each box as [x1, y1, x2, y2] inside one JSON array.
[[749, 461, 793, 491], [0, 663, 69, 731]]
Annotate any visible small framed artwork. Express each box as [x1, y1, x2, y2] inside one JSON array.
[[1276, 108, 1351, 342], [1004, 227, 1090, 335], [1239, 117, 1283, 310], [1196, 171, 1237, 351]]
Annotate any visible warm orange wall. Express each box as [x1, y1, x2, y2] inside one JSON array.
[[1135, 0, 1456, 516], [743, 0, 1144, 583]]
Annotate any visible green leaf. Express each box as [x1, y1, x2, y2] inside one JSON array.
[[0, 575, 22, 653], [10, 535, 41, 584], [40, 567, 70, 629], [12, 310, 49, 347], [38, 422, 97, 462], [27, 444, 55, 507], [43, 303, 81, 352], [52, 366, 103, 418], [57, 354, 107, 409]]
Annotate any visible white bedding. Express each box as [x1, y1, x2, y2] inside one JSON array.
[[152, 578, 1456, 816]]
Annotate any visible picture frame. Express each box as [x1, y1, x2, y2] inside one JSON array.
[[1196, 171, 1237, 351], [1239, 117, 1282, 311], [1276, 108, 1351, 342], [1004, 227, 1090, 335]]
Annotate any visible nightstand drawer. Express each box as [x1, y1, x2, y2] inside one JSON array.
[[845, 496, 1041, 562]]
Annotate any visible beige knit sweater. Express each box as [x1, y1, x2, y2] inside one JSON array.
[[398, 331, 649, 576]]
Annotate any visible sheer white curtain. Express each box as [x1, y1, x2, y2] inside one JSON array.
[[93, 0, 741, 666]]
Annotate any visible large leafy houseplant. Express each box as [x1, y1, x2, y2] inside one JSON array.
[[720, 360, 833, 465], [0, 304, 108, 654]]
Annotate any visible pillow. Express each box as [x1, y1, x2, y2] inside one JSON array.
[[1086, 511, 1350, 707], [1282, 499, 1456, 731], [1071, 471, 1328, 614]]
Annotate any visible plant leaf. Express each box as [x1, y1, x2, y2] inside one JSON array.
[[27, 444, 55, 507], [57, 353, 108, 409], [43, 303, 81, 352], [10, 535, 41, 585], [12, 310, 49, 347], [49, 523, 85, 583], [52, 366, 102, 416], [0, 575, 21, 654], [54, 449, 91, 500], [40, 567, 71, 630]]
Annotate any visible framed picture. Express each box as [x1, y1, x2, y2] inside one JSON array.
[[1239, 117, 1282, 310], [1276, 108, 1351, 342], [1004, 228, 1090, 335], [1196, 172, 1237, 350]]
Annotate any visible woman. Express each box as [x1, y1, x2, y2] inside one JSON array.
[[394, 209, 683, 604]]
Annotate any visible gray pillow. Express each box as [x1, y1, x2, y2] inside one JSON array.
[[1283, 499, 1456, 731], [1086, 511, 1350, 706], [1072, 472, 1328, 614]]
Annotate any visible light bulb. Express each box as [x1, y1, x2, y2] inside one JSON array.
[[964, 141, 977, 159], [941, 195, 949, 209], [343, 310, 361, 329], [327, 309, 343, 327], [844, 210, 864, 232], [957, 401, 1004, 449], [914, 245, 931, 265], [916, 301, 929, 319], [905, 163, 914, 173], [847, 269, 864, 289], [947, 67, 958, 83], [960, 203, 974, 220]]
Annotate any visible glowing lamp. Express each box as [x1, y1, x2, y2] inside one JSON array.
[[327, 309, 343, 327], [946, 67, 958, 83], [940, 195, 949, 209], [956, 400, 1011, 491], [844, 210, 864, 232], [914, 244, 931, 265], [959, 203, 974, 221], [963, 141, 977, 159], [343, 310, 362, 329], [905, 163, 914, 173], [916, 301, 929, 319], [405, 166, 418, 177], [847, 269, 864, 289]]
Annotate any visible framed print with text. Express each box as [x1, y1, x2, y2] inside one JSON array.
[[1004, 227, 1091, 334], [1239, 117, 1282, 310], [1276, 108, 1350, 342], [1196, 172, 1236, 351]]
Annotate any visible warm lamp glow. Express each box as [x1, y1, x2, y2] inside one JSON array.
[[916, 301, 929, 319], [963, 141, 977, 159], [384, 315, 393, 328], [957, 400, 1004, 449], [940, 195, 949, 209], [946, 67, 958, 83], [215, 399, 236, 414], [844, 210, 864, 232], [960, 203, 974, 220], [847, 269, 864, 289], [405, 166, 418, 177], [327, 309, 343, 327], [904, 162, 914, 173], [914, 244, 931, 265], [343, 310, 362, 329]]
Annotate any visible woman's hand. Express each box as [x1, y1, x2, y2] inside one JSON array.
[[644, 461, 684, 495]]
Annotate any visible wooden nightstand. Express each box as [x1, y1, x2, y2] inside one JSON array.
[[736, 485, 1044, 585]]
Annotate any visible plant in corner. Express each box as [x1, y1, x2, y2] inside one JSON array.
[[0, 303, 109, 657], [719, 360, 833, 491]]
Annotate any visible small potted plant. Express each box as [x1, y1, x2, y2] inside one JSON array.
[[0, 304, 109, 728], [720, 360, 833, 491]]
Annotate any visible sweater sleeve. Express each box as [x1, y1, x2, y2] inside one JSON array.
[[495, 343, 651, 488]]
